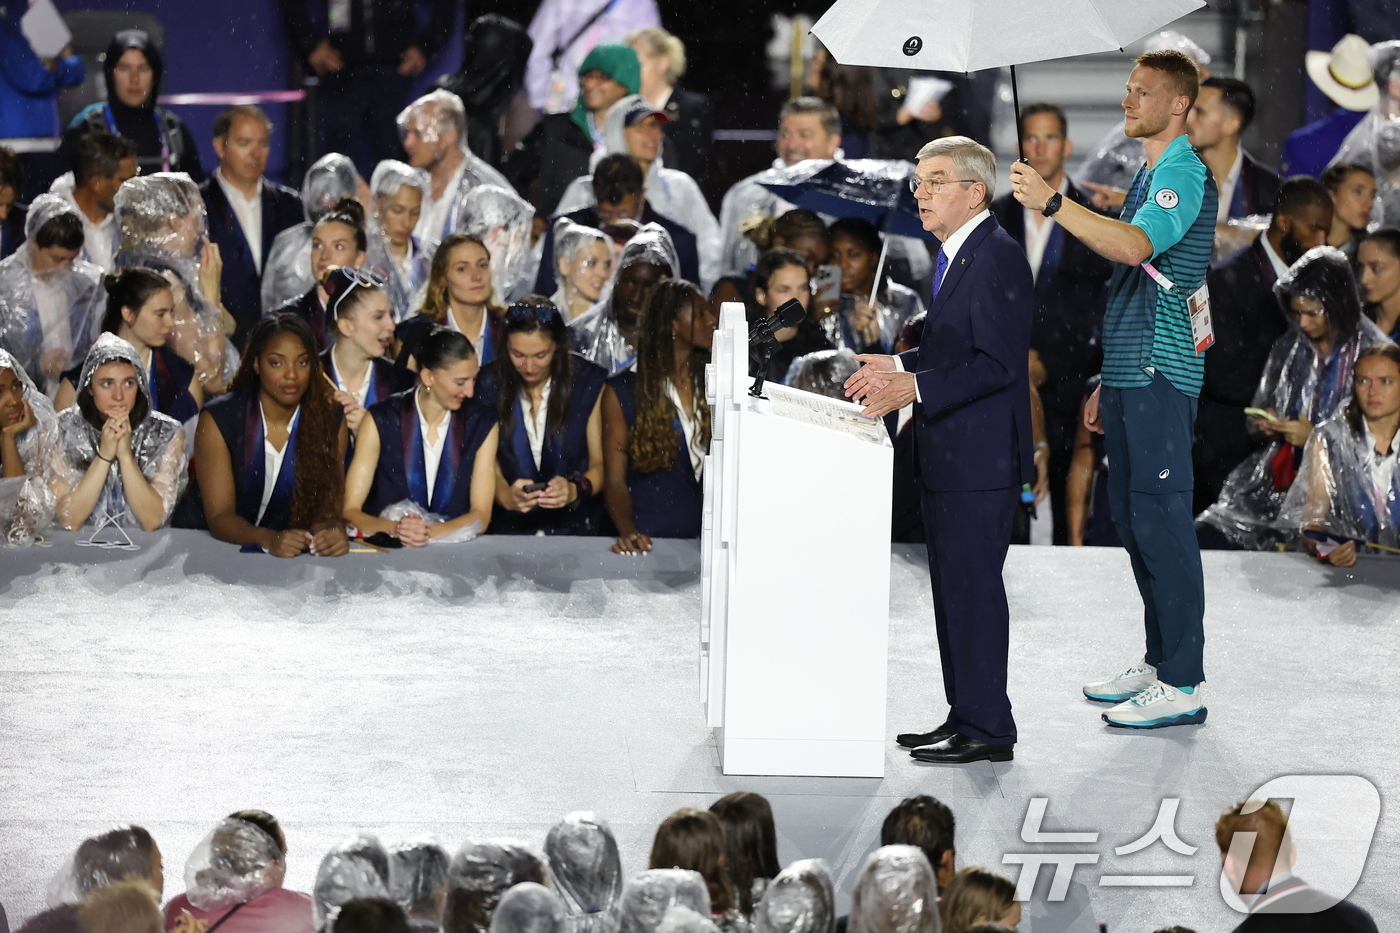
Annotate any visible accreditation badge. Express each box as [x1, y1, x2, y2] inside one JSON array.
[[1188, 283, 1214, 353]]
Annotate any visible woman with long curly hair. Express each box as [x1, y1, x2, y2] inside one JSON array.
[[601, 279, 716, 553], [191, 313, 349, 557], [396, 233, 504, 371]]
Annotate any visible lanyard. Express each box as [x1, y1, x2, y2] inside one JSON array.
[[103, 104, 171, 172]]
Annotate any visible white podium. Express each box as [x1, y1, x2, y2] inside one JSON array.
[[700, 302, 893, 777]]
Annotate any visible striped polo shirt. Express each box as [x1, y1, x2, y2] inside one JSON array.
[[1101, 134, 1218, 397]]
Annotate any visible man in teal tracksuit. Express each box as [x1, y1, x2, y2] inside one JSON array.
[[1010, 48, 1215, 729]]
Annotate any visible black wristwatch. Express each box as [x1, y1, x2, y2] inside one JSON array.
[[1042, 192, 1063, 218]]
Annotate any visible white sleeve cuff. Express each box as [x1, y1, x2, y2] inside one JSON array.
[[892, 356, 920, 403]]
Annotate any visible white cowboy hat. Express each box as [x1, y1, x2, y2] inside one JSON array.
[[1305, 35, 1378, 111]]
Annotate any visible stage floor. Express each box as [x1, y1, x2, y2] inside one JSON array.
[[0, 533, 1395, 932]]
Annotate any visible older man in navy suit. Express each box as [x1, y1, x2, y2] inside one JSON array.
[[846, 136, 1035, 763]]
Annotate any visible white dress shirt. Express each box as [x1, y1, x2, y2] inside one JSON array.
[[1216, 147, 1244, 224], [665, 379, 704, 479], [416, 158, 468, 246], [1022, 178, 1068, 284], [1259, 232, 1291, 281], [257, 403, 299, 526], [417, 391, 449, 504], [331, 347, 372, 407], [521, 380, 552, 469], [215, 169, 265, 273], [51, 174, 115, 273], [446, 306, 489, 356]]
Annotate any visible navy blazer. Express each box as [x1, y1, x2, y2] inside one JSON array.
[[533, 204, 702, 296], [200, 175, 303, 352], [897, 214, 1035, 492]]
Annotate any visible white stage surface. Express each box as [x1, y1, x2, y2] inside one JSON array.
[[0, 533, 1395, 931]]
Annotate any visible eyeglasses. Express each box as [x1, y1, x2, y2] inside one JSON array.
[[909, 176, 978, 195]]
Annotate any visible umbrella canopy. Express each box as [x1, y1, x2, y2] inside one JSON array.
[[759, 159, 936, 241]]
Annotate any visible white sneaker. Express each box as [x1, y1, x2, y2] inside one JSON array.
[[1102, 681, 1207, 729], [1083, 657, 1157, 703]]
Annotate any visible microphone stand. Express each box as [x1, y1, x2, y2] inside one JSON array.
[[749, 331, 778, 399]]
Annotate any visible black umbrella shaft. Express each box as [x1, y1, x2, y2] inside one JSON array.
[[1011, 63, 1027, 164]]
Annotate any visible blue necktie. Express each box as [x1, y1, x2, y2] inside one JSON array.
[[932, 249, 950, 298]]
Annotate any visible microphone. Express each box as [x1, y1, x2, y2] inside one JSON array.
[[753, 298, 806, 339]]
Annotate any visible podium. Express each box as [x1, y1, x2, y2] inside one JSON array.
[[699, 302, 893, 777]]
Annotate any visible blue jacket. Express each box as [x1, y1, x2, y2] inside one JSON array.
[[0, 10, 84, 138], [1280, 108, 1368, 179], [898, 214, 1035, 492]]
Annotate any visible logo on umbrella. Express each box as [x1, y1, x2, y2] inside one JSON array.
[[903, 36, 922, 56]]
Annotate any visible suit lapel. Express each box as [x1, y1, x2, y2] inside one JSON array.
[[926, 214, 997, 322], [259, 184, 280, 264]]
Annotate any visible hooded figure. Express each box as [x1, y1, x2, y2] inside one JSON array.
[[550, 219, 613, 320], [847, 847, 939, 933], [460, 184, 538, 304], [45, 825, 162, 908], [182, 818, 285, 912], [390, 840, 451, 931], [60, 29, 204, 181], [435, 15, 534, 168], [752, 861, 834, 933], [445, 840, 550, 933], [366, 160, 432, 322], [568, 222, 679, 376], [313, 835, 393, 932], [0, 194, 104, 394], [0, 347, 59, 545], [1200, 246, 1392, 549], [49, 333, 187, 530], [489, 883, 569, 933], [656, 907, 720, 933], [617, 870, 710, 933], [1330, 40, 1400, 229], [262, 154, 361, 313], [544, 813, 623, 933]]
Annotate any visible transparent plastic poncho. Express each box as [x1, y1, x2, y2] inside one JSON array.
[[459, 184, 537, 304], [783, 348, 860, 398], [45, 826, 158, 907], [114, 173, 234, 392], [313, 834, 393, 931], [569, 223, 679, 376], [183, 818, 285, 912], [447, 839, 550, 930], [752, 860, 833, 933], [552, 218, 613, 314], [390, 839, 451, 919], [367, 160, 432, 323], [1199, 248, 1393, 548], [1330, 41, 1400, 229], [545, 812, 622, 933], [0, 194, 105, 395], [847, 847, 938, 933], [0, 347, 59, 545], [617, 870, 711, 933], [489, 883, 568, 933], [821, 283, 922, 356], [48, 333, 187, 529], [1279, 412, 1400, 554], [656, 907, 719, 933], [262, 154, 360, 313]]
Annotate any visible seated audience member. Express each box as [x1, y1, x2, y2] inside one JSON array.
[[50, 132, 137, 275], [648, 809, 743, 933], [551, 220, 614, 321], [488, 885, 566, 933], [1320, 163, 1376, 260], [398, 234, 504, 370], [442, 840, 548, 933], [201, 105, 305, 348], [1331, 40, 1400, 230], [938, 868, 1019, 933], [343, 328, 498, 546], [627, 27, 714, 184], [0, 349, 59, 544], [76, 879, 162, 933], [1280, 35, 1376, 179], [55, 269, 200, 423], [1215, 799, 1378, 931], [544, 813, 623, 933], [50, 334, 185, 531], [1194, 177, 1333, 514], [314, 836, 393, 932], [1359, 228, 1400, 339], [572, 224, 679, 376], [0, 194, 103, 395], [602, 280, 715, 552], [477, 297, 606, 535], [1282, 345, 1400, 567], [31, 826, 164, 933], [880, 796, 956, 893], [617, 871, 711, 933], [708, 794, 779, 918], [848, 847, 938, 933], [274, 198, 369, 351], [746, 249, 831, 386], [262, 154, 360, 312], [190, 313, 349, 557], [333, 900, 410, 933], [163, 815, 313, 933], [366, 161, 430, 323], [459, 185, 537, 305], [825, 219, 921, 355], [1, 146, 25, 261], [388, 842, 449, 932], [785, 349, 859, 398], [749, 861, 832, 933], [714, 209, 834, 318], [534, 154, 700, 297], [1186, 77, 1279, 236], [320, 269, 414, 436], [1199, 247, 1390, 549]]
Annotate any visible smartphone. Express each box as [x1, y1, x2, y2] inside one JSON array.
[[812, 263, 842, 305], [523, 481, 548, 493], [1244, 407, 1279, 422]]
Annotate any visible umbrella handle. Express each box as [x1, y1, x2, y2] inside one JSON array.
[[868, 237, 890, 311]]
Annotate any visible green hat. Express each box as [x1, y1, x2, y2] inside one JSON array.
[[570, 43, 641, 135]]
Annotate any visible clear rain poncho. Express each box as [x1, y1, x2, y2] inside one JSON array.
[[617, 870, 711, 933], [1199, 248, 1393, 549], [0, 194, 104, 395], [489, 883, 568, 933], [1330, 41, 1400, 229], [313, 834, 393, 931], [262, 153, 360, 312], [0, 347, 59, 545], [1279, 411, 1400, 554], [545, 812, 623, 933], [657, 907, 720, 933], [568, 223, 679, 376], [447, 839, 551, 932], [783, 348, 860, 399], [114, 173, 234, 392], [847, 847, 939, 933], [459, 184, 538, 304], [48, 333, 187, 529], [183, 817, 285, 912], [390, 839, 451, 924], [752, 861, 833, 933], [45, 826, 160, 907], [367, 160, 432, 322], [552, 219, 613, 316]]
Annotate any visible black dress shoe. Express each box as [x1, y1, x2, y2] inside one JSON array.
[[909, 733, 1014, 763], [896, 721, 957, 749]]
